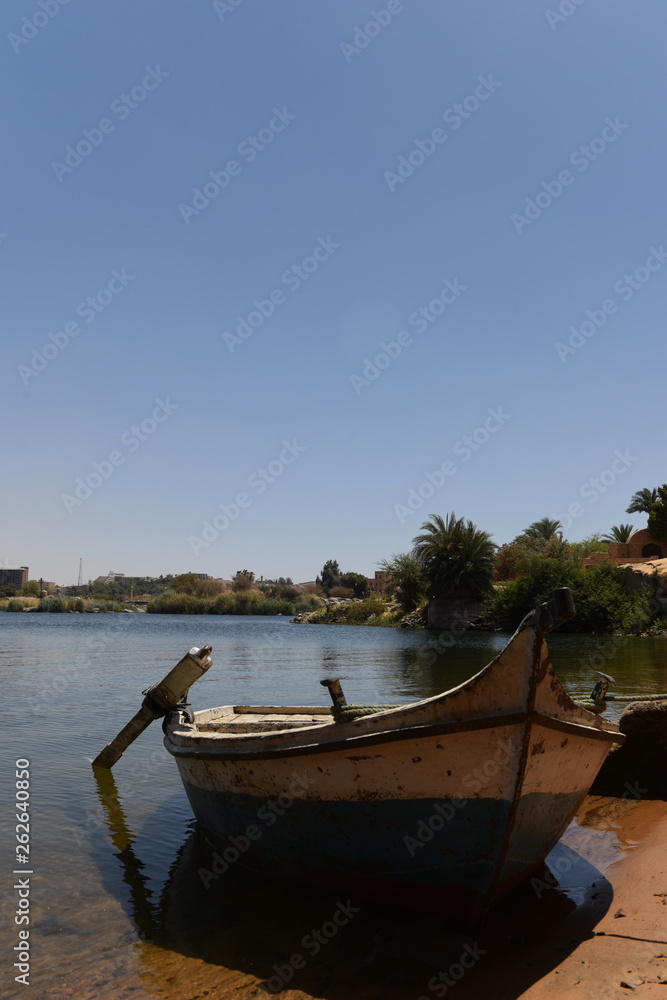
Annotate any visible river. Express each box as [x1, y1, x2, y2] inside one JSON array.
[[2, 614, 665, 999]]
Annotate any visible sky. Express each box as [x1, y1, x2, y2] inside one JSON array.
[[2, 0, 665, 586]]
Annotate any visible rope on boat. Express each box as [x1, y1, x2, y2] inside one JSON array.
[[332, 704, 402, 722], [574, 693, 667, 708], [333, 694, 667, 722], [603, 693, 667, 701]]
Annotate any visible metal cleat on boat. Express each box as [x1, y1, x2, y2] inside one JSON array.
[[590, 672, 616, 703]]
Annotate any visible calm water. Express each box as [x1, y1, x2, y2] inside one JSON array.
[[2, 614, 666, 999]]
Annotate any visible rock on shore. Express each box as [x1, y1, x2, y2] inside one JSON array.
[[592, 699, 667, 799]]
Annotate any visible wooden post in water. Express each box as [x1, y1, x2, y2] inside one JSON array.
[[92, 645, 212, 769]]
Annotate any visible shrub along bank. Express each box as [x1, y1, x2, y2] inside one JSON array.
[[146, 589, 321, 616], [300, 597, 404, 627], [1, 596, 125, 613], [485, 559, 664, 634]]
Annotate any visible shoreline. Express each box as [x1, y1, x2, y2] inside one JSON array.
[[128, 795, 667, 1000], [2, 603, 666, 637], [293, 608, 667, 638], [505, 798, 667, 999]]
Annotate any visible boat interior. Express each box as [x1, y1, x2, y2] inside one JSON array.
[[194, 705, 335, 735]]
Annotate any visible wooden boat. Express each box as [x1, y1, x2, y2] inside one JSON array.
[[162, 588, 624, 930]]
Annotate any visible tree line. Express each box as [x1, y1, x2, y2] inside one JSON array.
[[368, 484, 667, 634]]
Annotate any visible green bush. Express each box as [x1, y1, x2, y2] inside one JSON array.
[[37, 597, 65, 613], [378, 553, 426, 611], [86, 600, 124, 613], [209, 592, 237, 614], [147, 589, 320, 616], [307, 597, 388, 625], [7, 599, 28, 612], [146, 591, 209, 614], [486, 558, 657, 634]]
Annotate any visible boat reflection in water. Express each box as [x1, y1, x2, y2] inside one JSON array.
[[91, 738, 621, 991]]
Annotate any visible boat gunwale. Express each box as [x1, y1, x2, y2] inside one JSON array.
[[164, 707, 623, 761]]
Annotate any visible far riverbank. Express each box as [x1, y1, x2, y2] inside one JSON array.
[[5, 591, 667, 637], [295, 596, 667, 637]]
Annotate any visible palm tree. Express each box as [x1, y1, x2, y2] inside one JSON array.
[[602, 524, 634, 543], [520, 517, 562, 542], [411, 513, 496, 600], [626, 488, 658, 515]]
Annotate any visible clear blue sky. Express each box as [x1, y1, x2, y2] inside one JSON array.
[[2, 0, 665, 585]]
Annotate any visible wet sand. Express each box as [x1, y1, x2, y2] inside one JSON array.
[[125, 796, 667, 1000], [514, 798, 667, 1000]]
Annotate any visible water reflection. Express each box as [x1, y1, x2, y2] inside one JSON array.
[[92, 767, 161, 941], [89, 766, 618, 1000]]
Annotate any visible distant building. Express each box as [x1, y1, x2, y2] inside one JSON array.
[[583, 528, 666, 569], [40, 581, 56, 593], [93, 572, 126, 586], [368, 571, 390, 594], [0, 567, 29, 589]]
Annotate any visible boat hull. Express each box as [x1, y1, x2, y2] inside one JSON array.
[[164, 592, 624, 928], [173, 714, 613, 927]]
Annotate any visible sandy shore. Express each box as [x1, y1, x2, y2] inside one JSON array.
[[513, 798, 667, 1000], [127, 796, 666, 1000]]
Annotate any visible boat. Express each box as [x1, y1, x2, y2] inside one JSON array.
[[159, 588, 623, 930]]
